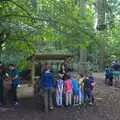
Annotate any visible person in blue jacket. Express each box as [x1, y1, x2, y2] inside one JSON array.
[[8, 64, 20, 105], [41, 64, 54, 112], [104, 66, 111, 85]]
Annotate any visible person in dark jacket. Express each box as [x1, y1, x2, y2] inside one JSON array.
[[41, 64, 54, 112], [0, 62, 5, 105], [84, 72, 95, 105]]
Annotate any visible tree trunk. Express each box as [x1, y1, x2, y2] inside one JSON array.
[[79, 0, 87, 72], [96, 0, 106, 70], [96, 0, 106, 30]]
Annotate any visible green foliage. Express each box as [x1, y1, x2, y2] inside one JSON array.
[[0, 0, 119, 69]]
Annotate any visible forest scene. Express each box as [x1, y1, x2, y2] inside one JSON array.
[[0, 0, 119, 70], [0, 0, 120, 120]]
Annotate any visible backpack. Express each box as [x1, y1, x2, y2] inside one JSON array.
[[109, 70, 113, 79], [105, 68, 110, 75], [83, 77, 90, 89]]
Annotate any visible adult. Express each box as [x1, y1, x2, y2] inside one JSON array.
[[60, 60, 69, 80], [0, 62, 5, 105], [8, 64, 20, 105], [112, 61, 120, 71], [60, 61, 68, 74], [40, 64, 54, 112], [112, 61, 120, 86]]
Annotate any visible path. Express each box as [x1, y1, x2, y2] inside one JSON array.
[[0, 73, 120, 120]]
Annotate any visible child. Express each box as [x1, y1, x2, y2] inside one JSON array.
[[71, 74, 79, 105], [104, 66, 110, 85], [84, 72, 95, 105], [56, 75, 63, 107], [64, 75, 72, 107], [78, 73, 85, 104]]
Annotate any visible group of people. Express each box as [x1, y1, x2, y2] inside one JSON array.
[[104, 65, 120, 87], [40, 64, 95, 112], [0, 61, 96, 113], [0, 63, 20, 106]]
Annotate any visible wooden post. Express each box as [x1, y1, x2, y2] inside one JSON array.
[[57, 63, 59, 72], [31, 58, 35, 85]]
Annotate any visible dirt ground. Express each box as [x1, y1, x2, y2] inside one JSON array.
[[0, 73, 120, 120]]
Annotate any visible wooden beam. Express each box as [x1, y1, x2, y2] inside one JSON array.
[[31, 58, 35, 85], [27, 53, 73, 61]]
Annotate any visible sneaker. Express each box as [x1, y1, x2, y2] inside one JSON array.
[[14, 102, 19, 105], [49, 106, 54, 110], [88, 102, 93, 105]]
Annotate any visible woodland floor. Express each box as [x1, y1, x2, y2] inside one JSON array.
[[0, 73, 120, 120]]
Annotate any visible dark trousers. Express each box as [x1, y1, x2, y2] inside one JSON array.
[[84, 89, 94, 103], [43, 88, 53, 112], [108, 78, 113, 86], [0, 85, 4, 104], [11, 84, 18, 103], [105, 75, 109, 85]]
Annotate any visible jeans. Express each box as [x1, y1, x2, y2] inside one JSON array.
[[0, 85, 4, 104], [56, 91, 63, 106], [65, 91, 72, 106], [11, 84, 19, 103], [84, 89, 94, 103], [79, 88, 84, 103], [43, 88, 53, 112]]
